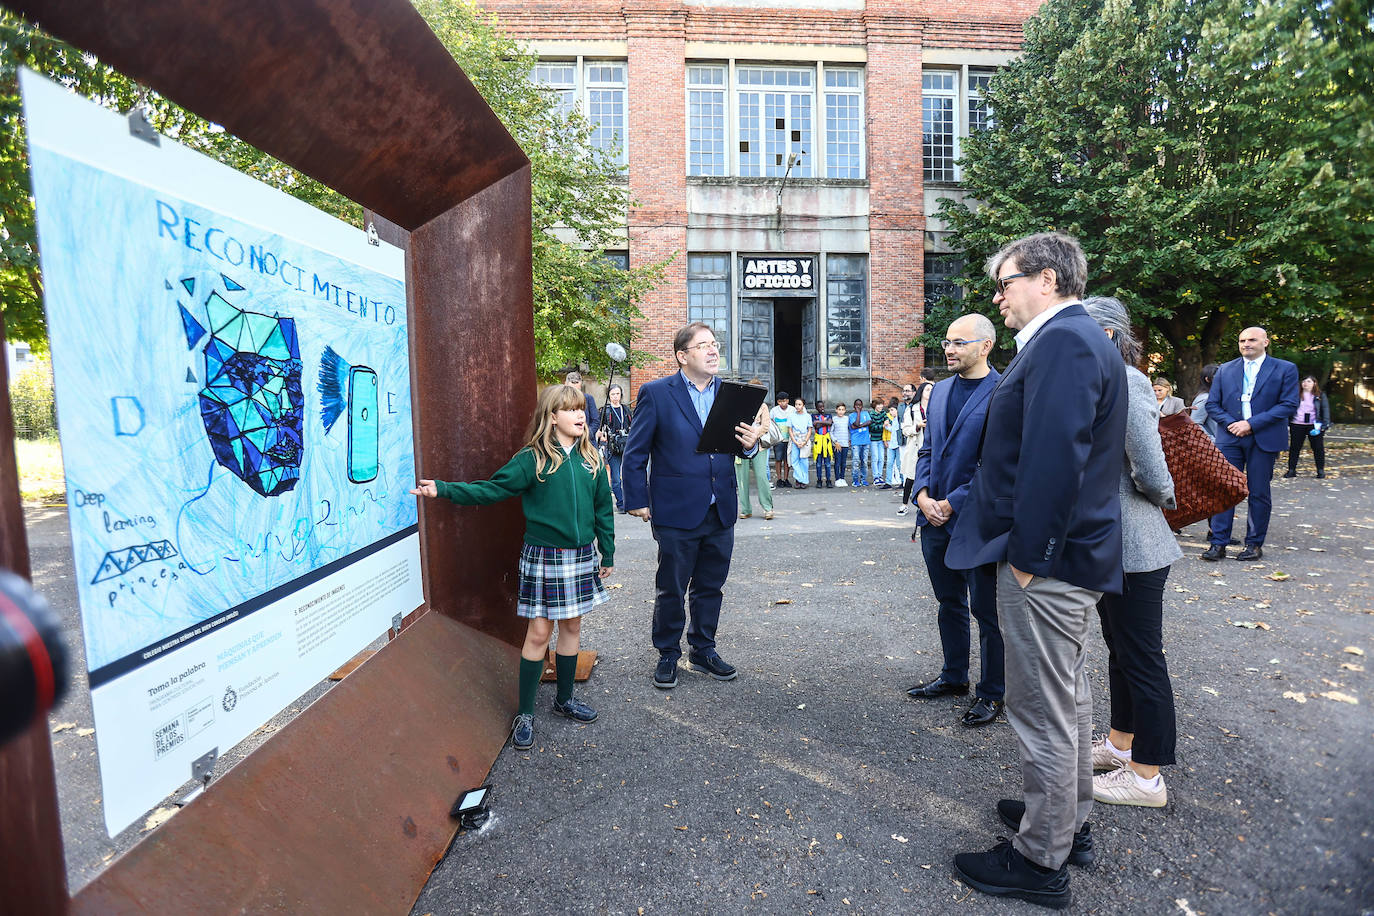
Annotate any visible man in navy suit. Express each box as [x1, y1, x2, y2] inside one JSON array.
[[907, 313, 1005, 728], [1203, 327, 1299, 561], [622, 322, 762, 689], [945, 233, 1127, 909]]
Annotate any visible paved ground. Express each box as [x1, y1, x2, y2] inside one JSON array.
[[27, 437, 1374, 913]]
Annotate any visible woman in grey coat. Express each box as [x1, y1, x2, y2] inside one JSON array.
[[1082, 297, 1183, 809]]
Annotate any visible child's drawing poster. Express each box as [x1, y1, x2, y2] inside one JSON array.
[[21, 71, 423, 836]]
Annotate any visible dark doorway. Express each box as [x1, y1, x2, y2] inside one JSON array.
[[771, 297, 818, 402], [773, 300, 802, 400]]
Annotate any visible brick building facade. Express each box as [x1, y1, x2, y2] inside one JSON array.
[[479, 0, 1042, 404]]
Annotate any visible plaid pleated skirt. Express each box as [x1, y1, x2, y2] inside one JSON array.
[[517, 542, 609, 620]]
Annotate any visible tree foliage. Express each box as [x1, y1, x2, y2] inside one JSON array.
[[1, 3, 666, 378], [413, 0, 669, 379], [929, 0, 1374, 397]]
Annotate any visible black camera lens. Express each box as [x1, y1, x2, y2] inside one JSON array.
[[0, 569, 70, 747]]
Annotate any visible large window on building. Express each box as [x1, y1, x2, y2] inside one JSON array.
[[826, 255, 868, 369], [924, 253, 965, 366], [686, 63, 865, 180], [534, 60, 627, 167], [687, 254, 732, 371], [923, 68, 996, 183], [687, 66, 727, 177], [737, 67, 812, 178], [824, 70, 864, 179]]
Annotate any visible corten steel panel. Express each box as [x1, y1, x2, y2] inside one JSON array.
[[72, 613, 518, 914], [407, 168, 535, 649], [0, 312, 69, 914], [4, 0, 528, 231]]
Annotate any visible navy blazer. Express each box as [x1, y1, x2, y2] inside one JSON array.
[[913, 369, 1001, 528], [1205, 355, 1299, 454], [584, 392, 600, 441], [621, 373, 738, 530], [946, 304, 1128, 595]]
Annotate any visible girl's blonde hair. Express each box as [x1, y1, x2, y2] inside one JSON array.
[[524, 384, 602, 480]]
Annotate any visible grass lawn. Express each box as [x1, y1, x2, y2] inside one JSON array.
[[14, 437, 65, 503]]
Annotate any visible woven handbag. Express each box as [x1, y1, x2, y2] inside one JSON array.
[[1157, 412, 1249, 530]]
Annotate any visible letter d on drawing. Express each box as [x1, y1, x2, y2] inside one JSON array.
[[111, 396, 146, 436]]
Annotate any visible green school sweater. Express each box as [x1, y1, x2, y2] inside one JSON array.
[[434, 447, 615, 567]]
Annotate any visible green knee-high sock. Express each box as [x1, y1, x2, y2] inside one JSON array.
[[518, 657, 544, 716], [555, 652, 578, 704]]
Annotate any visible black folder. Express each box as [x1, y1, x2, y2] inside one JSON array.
[[695, 381, 768, 455]]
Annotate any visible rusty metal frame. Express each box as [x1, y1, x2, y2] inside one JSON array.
[[0, 0, 534, 910]]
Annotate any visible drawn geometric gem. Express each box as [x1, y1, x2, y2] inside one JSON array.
[[195, 280, 303, 498], [186, 367, 197, 383], [91, 539, 180, 584], [181, 277, 196, 296], [222, 274, 245, 291], [179, 303, 207, 349]]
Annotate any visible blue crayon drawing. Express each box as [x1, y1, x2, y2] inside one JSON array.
[[196, 282, 305, 498]]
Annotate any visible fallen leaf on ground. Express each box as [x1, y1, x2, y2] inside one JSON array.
[[143, 807, 176, 831], [774, 599, 792, 605], [1320, 691, 1358, 705], [1231, 621, 1270, 630], [51, 722, 76, 733], [1266, 571, 1291, 581], [1281, 691, 1308, 703], [862, 560, 876, 565], [892, 834, 909, 843], [1343, 646, 1365, 656], [1340, 663, 1364, 672], [75, 727, 94, 737]]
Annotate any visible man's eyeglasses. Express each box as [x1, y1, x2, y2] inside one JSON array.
[[994, 272, 1029, 295], [941, 337, 989, 349], [682, 340, 720, 353]]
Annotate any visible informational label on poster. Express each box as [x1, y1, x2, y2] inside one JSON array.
[[21, 70, 424, 836]]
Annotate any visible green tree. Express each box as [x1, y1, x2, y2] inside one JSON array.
[[413, 0, 668, 380], [930, 0, 1374, 397], [1, 3, 666, 378]]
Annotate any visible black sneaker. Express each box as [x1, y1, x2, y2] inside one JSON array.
[[995, 800, 1095, 868], [653, 657, 678, 689], [552, 696, 598, 723], [510, 713, 534, 750], [1200, 544, 1227, 561], [688, 652, 737, 681], [953, 838, 1071, 909]]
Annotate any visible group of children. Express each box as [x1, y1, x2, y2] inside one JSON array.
[[767, 393, 915, 490]]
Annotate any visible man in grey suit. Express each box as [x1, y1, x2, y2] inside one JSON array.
[[945, 233, 1127, 909]]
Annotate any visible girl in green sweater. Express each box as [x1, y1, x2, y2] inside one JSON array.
[[411, 384, 615, 752]]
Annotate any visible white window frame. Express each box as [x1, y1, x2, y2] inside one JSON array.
[[685, 60, 867, 180], [686, 64, 728, 177], [534, 58, 628, 168], [821, 66, 866, 180], [922, 65, 997, 183]]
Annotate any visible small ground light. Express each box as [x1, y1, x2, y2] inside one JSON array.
[[450, 784, 492, 829]]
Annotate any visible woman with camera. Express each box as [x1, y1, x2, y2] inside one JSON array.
[[597, 383, 632, 513]]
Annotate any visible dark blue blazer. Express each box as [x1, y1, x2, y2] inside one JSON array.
[[913, 369, 1000, 528], [1205, 355, 1299, 454], [584, 392, 600, 441], [621, 372, 738, 530], [945, 304, 1128, 595]]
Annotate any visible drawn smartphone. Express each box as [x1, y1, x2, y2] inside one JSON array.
[[347, 366, 379, 483]]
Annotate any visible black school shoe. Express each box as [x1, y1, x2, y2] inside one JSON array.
[[653, 657, 678, 689], [995, 800, 1096, 868], [953, 839, 1071, 909], [688, 652, 737, 681]]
